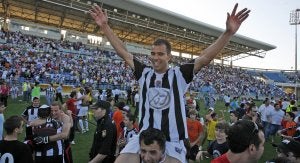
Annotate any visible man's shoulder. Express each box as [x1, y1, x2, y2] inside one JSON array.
[[211, 153, 230, 163]]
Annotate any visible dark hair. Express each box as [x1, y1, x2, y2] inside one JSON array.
[[153, 39, 171, 54], [0, 101, 4, 106], [228, 120, 262, 153], [70, 91, 76, 98], [272, 157, 293, 163], [286, 112, 295, 119], [291, 106, 298, 112], [216, 122, 230, 135], [32, 97, 39, 101], [246, 103, 257, 113], [240, 103, 245, 108], [125, 113, 136, 124], [230, 110, 240, 119], [4, 115, 23, 135], [290, 100, 296, 105], [139, 128, 166, 153], [211, 112, 217, 118]]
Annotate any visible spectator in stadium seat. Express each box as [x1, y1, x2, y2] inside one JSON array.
[[89, 3, 250, 163]]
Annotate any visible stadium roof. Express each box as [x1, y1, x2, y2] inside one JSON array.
[[0, 0, 276, 61]]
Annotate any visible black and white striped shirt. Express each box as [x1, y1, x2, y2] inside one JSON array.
[[33, 118, 63, 157], [134, 58, 194, 141], [46, 87, 55, 97], [22, 105, 40, 125], [123, 127, 138, 143]]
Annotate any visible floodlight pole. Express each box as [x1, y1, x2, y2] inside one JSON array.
[[290, 9, 300, 100]]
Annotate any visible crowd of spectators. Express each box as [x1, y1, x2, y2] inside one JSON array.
[[0, 30, 286, 99]]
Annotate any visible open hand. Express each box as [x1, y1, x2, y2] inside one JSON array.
[[89, 4, 108, 28], [226, 3, 250, 35]]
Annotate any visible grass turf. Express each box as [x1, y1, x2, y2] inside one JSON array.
[[3, 97, 278, 163]]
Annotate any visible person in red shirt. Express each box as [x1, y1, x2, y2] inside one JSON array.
[[186, 109, 203, 161], [64, 91, 77, 144], [113, 102, 126, 140], [0, 81, 10, 107], [278, 112, 297, 137], [212, 120, 265, 163]]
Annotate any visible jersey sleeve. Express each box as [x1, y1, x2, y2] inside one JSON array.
[[179, 60, 195, 84], [133, 57, 146, 80]]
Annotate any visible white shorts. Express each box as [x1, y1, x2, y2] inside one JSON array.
[[120, 134, 187, 163], [77, 106, 88, 117]]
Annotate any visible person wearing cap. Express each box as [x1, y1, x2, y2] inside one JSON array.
[[30, 102, 73, 163], [30, 104, 64, 163], [21, 96, 41, 140], [89, 100, 117, 163], [211, 120, 265, 163], [273, 139, 300, 163]]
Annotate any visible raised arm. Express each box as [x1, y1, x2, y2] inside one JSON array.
[[194, 3, 250, 73], [89, 5, 134, 69]]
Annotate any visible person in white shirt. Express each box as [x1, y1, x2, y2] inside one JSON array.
[[265, 103, 284, 142], [281, 98, 289, 111], [258, 98, 274, 134]]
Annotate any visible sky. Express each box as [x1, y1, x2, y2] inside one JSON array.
[[140, 0, 299, 70]]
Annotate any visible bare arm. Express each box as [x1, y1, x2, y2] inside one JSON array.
[[89, 154, 107, 163], [89, 5, 134, 69], [49, 114, 71, 141], [194, 3, 250, 73]]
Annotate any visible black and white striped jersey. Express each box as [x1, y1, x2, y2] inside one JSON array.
[[133, 58, 194, 141]]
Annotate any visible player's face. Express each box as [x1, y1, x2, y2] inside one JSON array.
[[149, 44, 171, 74], [140, 140, 164, 163], [32, 99, 40, 107], [51, 105, 61, 119]]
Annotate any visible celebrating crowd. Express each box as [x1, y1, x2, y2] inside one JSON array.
[[0, 3, 299, 163]]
